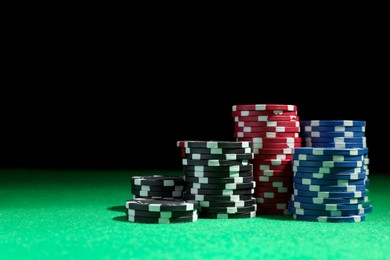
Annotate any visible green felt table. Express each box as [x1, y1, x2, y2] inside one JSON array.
[[1, 169, 389, 259]]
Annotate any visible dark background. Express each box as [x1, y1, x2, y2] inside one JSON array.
[[1, 14, 387, 173], [0, 87, 387, 173]]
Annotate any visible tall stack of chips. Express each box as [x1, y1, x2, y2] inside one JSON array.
[[177, 141, 257, 219], [288, 120, 371, 222], [232, 104, 301, 215]]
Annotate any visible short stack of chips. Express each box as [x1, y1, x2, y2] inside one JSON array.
[[125, 198, 199, 224], [130, 176, 185, 199], [232, 104, 301, 215], [177, 140, 257, 219], [300, 120, 369, 178], [288, 147, 372, 222]]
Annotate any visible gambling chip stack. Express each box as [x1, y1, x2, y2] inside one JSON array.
[[288, 147, 372, 223], [130, 176, 185, 199], [232, 104, 301, 215], [300, 120, 369, 180], [177, 141, 257, 219], [125, 198, 199, 224]]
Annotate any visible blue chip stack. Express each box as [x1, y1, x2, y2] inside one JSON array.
[[288, 147, 372, 222]]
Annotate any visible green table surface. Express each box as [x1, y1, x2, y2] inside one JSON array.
[[1, 169, 389, 259]]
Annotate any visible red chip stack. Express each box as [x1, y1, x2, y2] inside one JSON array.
[[232, 104, 302, 215]]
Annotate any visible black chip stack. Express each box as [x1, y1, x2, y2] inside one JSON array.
[[177, 140, 257, 219]]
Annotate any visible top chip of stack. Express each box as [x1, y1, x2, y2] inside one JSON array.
[[131, 175, 185, 199], [232, 104, 301, 215], [178, 140, 257, 219]]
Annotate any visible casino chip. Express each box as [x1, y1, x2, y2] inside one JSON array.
[[232, 104, 300, 215], [178, 140, 256, 219]]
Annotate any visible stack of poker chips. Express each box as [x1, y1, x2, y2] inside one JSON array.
[[232, 104, 301, 215], [130, 176, 185, 199], [177, 140, 257, 219], [125, 198, 199, 224], [288, 147, 372, 223]]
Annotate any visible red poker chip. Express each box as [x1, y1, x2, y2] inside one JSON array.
[[235, 132, 299, 138], [232, 104, 297, 112], [251, 142, 301, 149], [234, 115, 300, 122], [234, 126, 300, 133], [234, 121, 300, 128], [232, 111, 298, 117]]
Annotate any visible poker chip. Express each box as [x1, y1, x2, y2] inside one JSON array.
[[199, 211, 257, 219], [291, 195, 369, 205], [178, 141, 252, 149], [232, 104, 297, 111], [128, 214, 198, 224], [185, 181, 256, 190], [199, 198, 256, 208], [292, 154, 365, 162], [183, 147, 253, 155], [185, 153, 254, 160], [292, 147, 368, 156], [183, 170, 253, 178], [293, 214, 366, 223], [232, 110, 298, 117], [300, 120, 365, 127], [235, 121, 300, 127], [199, 205, 257, 214], [126, 198, 199, 212], [234, 115, 300, 122], [184, 176, 253, 184], [183, 165, 253, 172]]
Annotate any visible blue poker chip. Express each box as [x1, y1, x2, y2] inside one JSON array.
[[291, 195, 369, 205], [292, 154, 365, 162], [306, 142, 367, 148], [293, 160, 364, 168], [293, 183, 366, 192], [300, 120, 366, 127], [293, 189, 369, 198], [303, 126, 365, 132], [293, 147, 368, 156], [294, 172, 367, 180], [293, 177, 368, 186], [293, 214, 366, 222], [304, 137, 366, 143], [288, 205, 372, 216], [293, 166, 365, 174], [301, 131, 365, 138], [289, 201, 366, 211]]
